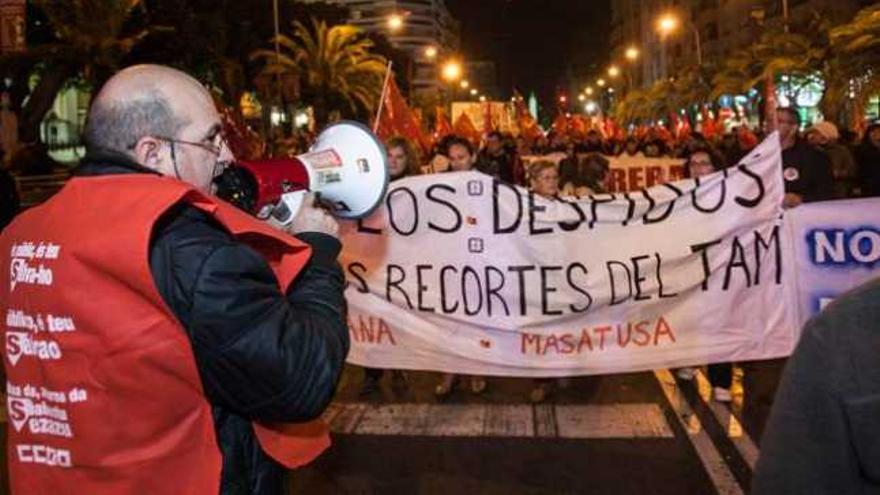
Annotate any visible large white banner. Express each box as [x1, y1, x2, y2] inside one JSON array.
[[785, 198, 880, 327], [340, 135, 798, 377]]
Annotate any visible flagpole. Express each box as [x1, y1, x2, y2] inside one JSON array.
[[374, 61, 394, 133]]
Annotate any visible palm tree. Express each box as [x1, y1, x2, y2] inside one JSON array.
[[250, 18, 387, 127]]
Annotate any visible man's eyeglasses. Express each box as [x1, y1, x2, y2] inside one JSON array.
[[154, 135, 226, 156]]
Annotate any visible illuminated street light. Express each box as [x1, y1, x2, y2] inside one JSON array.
[[479, 95, 487, 102], [424, 46, 438, 59], [578, 94, 586, 102], [597, 79, 606, 87], [608, 87, 615, 94], [585, 101, 598, 113], [559, 95, 568, 104], [608, 65, 621, 78], [460, 80, 470, 89], [625, 46, 640, 61], [441, 60, 462, 82], [657, 13, 679, 35], [585, 87, 594, 95], [470, 88, 478, 96], [387, 13, 404, 32]]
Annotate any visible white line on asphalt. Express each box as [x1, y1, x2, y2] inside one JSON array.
[[654, 369, 744, 495], [693, 369, 760, 470], [324, 402, 673, 439]]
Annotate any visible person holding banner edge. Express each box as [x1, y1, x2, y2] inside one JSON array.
[[675, 147, 734, 402], [435, 136, 489, 397]]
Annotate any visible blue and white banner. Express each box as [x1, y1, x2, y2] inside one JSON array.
[[785, 198, 880, 327]]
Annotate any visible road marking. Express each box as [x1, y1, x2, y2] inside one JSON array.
[[324, 402, 672, 439], [654, 369, 744, 495], [693, 369, 760, 470]]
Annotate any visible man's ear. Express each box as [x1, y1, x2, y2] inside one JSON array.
[[132, 136, 167, 172]]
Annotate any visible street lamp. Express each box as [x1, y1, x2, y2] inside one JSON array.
[[460, 80, 469, 89], [479, 95, 487, 102], [470, 88, 478, 96], [424, 46, 438, 59], [578, 94, 586, 102], [585, 87, 594, 95], [387, 13, 404, 32], [608, 65, 621, 78], [625, 46, 640, 61], [596, 78, 606, 87], [656, 12, 702, 66], [441, 60, 462, 82]]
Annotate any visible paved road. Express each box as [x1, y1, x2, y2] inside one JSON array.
[[292, 360, 786, 494], [0, 360, 784, 494]]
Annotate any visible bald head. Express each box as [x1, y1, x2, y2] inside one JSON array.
[[84, 65, 211, 156]]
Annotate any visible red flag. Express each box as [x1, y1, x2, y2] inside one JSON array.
[[434, 106, 453, 142], [512, 92, 543, 140], [452, 112, 481, 145], [569, 115, 588, 139], [701, 107, 718, 139], [483, 101, 495, 134], [375, 76, 431, 153], [552, 113, 569, 135], [764, 76, 779, 134]]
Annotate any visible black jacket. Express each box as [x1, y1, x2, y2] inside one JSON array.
[[753, 279, 880, 494], [781, 139, 835, 203], [74, 152, 349, 495]]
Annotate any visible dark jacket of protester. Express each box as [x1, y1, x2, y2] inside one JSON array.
[[782, 139, 835, 202], [0, 166, 19, 230], [856, 123, 880, 198], [753, 278, 880, 494], [476, 149, 515, 184], [73, 151, 349, 495]]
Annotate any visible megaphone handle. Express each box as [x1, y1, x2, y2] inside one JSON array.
[[272, 190, 307, 226]]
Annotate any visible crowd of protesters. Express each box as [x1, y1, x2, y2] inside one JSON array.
[[357, 108, 880, 402]]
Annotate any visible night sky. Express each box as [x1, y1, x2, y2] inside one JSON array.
[[445, 0, 611, 115]]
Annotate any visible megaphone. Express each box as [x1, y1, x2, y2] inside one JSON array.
[[216, 121, 389, 223]]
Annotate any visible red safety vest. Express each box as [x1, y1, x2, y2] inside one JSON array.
[[0, 173, 331, 494]]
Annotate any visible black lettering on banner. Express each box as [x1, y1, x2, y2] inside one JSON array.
[[540, 266, 564, 315], [528, 192, 553, 235], [589, 194, 616, 229], [691, 238, 723, 290], [754, 225, 782, 285], [508, 265, 536, 316], [356, 218, 382, 235], [621, 192, 636, 226], [426, 184, 463, 233], [691, 177, 726, 213], [346, 262, 369, 293], [386, 264, 413, 309], [557, 199, 586, 231], [461, 266, 484, 316], [655, 253, 678, 298], [566, 263, 593, 313], [485, 266, 510, 316], [439, 266, 459, 313], [606, 261, 633, 305], [723, 236, 752, 290], [415, 264, 436, 312], [387, 187, 418, 236], [642, 183, 683, 225], [630, 255, 652, 301], [734, 165, 766, 208], [493, 179, 522, 233]]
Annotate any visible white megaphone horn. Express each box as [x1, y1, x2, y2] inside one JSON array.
[[217, 121, 389, 224]]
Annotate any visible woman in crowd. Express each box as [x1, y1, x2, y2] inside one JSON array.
[[526, 160, 572, 403], [676, 147, 733, 402], [360, 136, 421, 396], [435, 136, 489, 397]]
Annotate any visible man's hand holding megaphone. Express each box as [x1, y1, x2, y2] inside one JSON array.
[[273, 192, 339, 238]]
